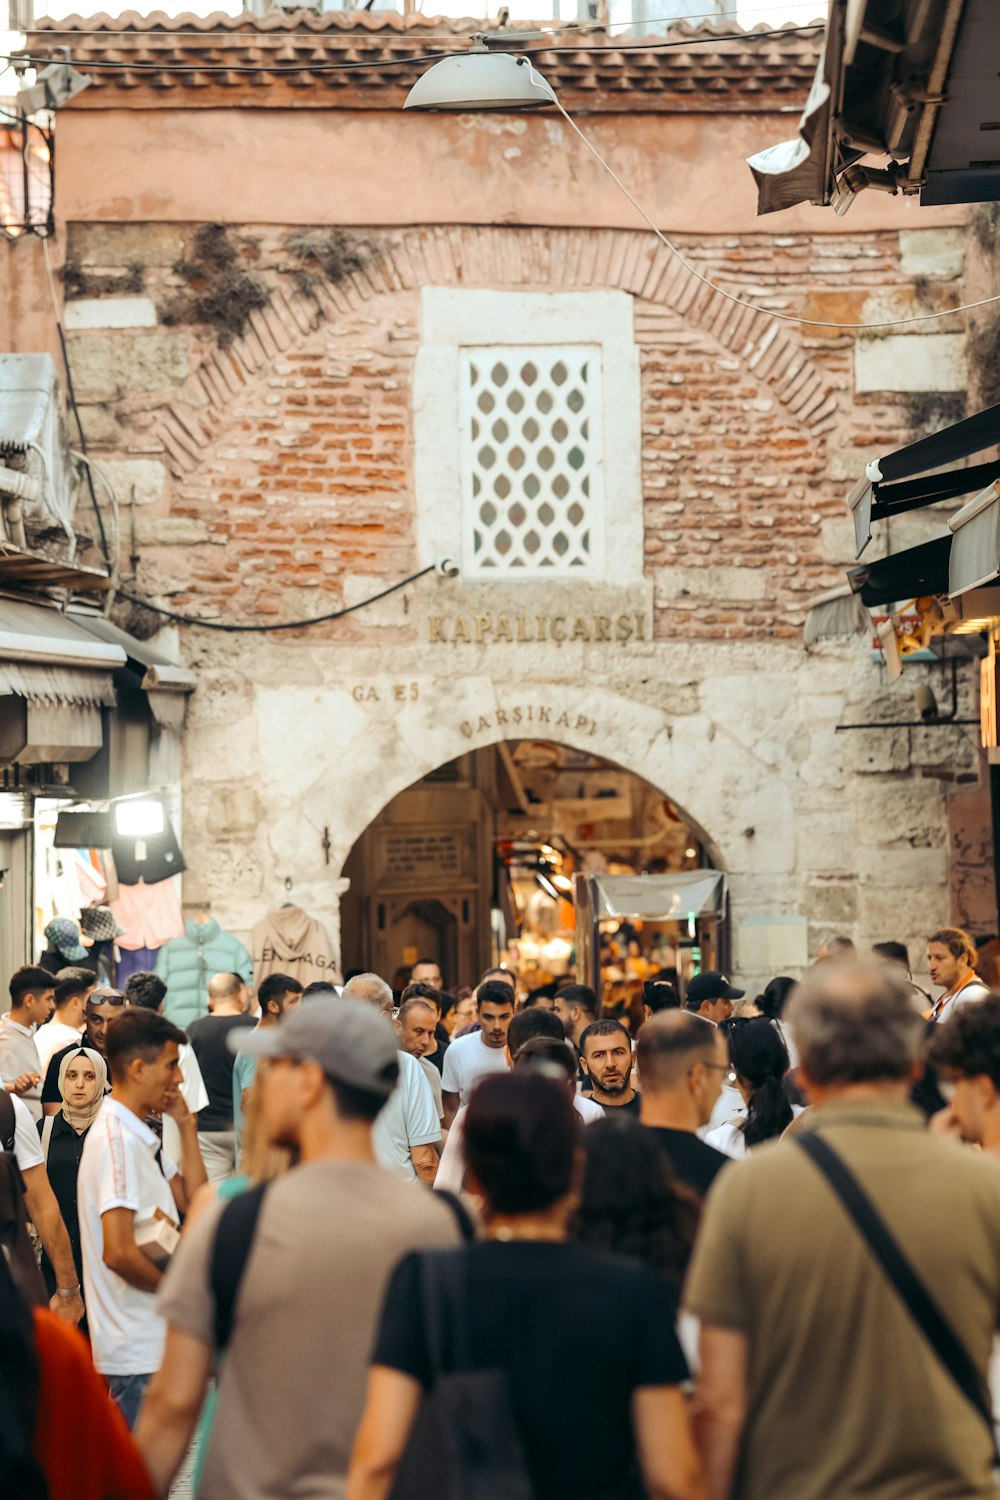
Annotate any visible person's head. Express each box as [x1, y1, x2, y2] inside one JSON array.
[[395, 998, 438, 1059], [83, 989, 127, 1055], [341, 972, 393, 1019], [928, 993, 1000, 1144], [257, 973, 304, 1023], [58, 1046, 107, 1124], [786, 961, 923, 1100], [123, 970, 167, 1013], [684, 971, 744, 1026], [105, 1009, 187, 1114], [576, 1116, 699, 1295], [642, 980, 680, 1020], [637, 1010, 729, 1127], [54, 966, 96, 1004], [476, 978, 516, 1050], [480, 966, 517, 998], [725, 1017, 792, 1146], [817, 934, 856, 962], [8, 966, 55, 1027], [927, 927, 978, 990], [522, 989, 556, 1011], [42, 917, 87, 964], [506, 1005, 565, 1063], [873, 941, 911, 976], [207, 971, 250, 1015], [755, 975, 795, 1022], [409, 958, 443, 990], [52, 972, 93, 1029], [400, 981, 443, 1018], [579, 1018, 633, 1098], [512, 1036, 578, 1096], [448, 990, 477, 1034], [553, 983, 600, 1045], [231, 996, 399, 1154], [464, 1071, 579, 1218]]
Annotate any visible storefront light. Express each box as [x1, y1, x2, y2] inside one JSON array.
[[0, 792, 32, 829], [114, 797, 165, 838]]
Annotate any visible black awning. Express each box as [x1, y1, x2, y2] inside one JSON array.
[[871, 403, 1000, 485], [847, 536, 952, 608]]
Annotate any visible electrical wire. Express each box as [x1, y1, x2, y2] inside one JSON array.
[[114, 564, 438, 632], [5, 22, 825, 73], [546, 87, 1000, 331]]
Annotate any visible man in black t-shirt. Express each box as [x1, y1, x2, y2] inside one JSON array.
[[636, 1010, 730, 1197], [186, 973, 255, 1181], [580, 1018, 642, 1116]]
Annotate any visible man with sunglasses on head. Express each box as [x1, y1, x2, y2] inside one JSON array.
[[41, 988, 127, 1116], [637, 1011, 731, 1198]]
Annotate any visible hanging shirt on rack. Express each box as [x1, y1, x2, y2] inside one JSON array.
[[252, 906, 340, 991]]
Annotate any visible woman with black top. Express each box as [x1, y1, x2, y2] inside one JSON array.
[[704, 1018, 796, 1158], [37, 1046, 106, 1295], [348, 1072, 706, 1500]]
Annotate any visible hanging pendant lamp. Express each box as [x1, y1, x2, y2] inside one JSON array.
[[404, 35, 557, 112]]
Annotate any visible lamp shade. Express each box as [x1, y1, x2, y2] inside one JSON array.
[[404, 52, 556, 111]]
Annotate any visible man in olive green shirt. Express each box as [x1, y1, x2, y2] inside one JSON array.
[[685, 961, 1000, 1500]]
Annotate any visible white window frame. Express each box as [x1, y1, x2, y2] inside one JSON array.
[[414, 289, 644, 585]]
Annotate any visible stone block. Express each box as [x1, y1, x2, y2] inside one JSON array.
[[841, 727, 911, 773], [65, 298, 158, 331], [857, 846, 948, 887], [68, 333, 188, 398], [662, 566, 769, 603], [805, 880, 859, 927], [204, 786, 262, 837], [898, 229, 965, 279], [98, 458, 167, 506], [68, 222, 185, 269], [828, 448, 880, 484], [854, 334, 965, 394], [821, 518, 859, 565], [76, 404, 122, 448], [135, 517, 210, 546]]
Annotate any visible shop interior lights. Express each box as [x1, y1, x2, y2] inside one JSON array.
[[113, 797, 165, 838]]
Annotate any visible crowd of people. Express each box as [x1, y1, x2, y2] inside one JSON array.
[[2, 923, 1000, 1498]]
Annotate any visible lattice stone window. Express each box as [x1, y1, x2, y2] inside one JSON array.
[[460, 346, 602, 577]]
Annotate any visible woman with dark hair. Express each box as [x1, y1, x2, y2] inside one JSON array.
[[706, 1018, 798, 1158], [576, 1116, 699, 1297], [0, 1252, 153, 1499], [348, 1072, 706, 1500]]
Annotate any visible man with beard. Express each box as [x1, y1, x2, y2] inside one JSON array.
[[580, 1019, 641, 1115], [41, 989, 127, 1115]]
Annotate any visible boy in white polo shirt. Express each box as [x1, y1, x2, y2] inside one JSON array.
[[77, 1008, 207, 1428]]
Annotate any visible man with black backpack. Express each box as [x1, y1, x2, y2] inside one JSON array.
[[135, 996, 460, 1498]]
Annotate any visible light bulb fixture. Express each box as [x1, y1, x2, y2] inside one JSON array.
[[114, 797, 165, 838], [684, 846, 697, 859], [404, 35, 556, 113]]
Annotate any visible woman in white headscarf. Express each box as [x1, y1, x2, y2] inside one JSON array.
[[38, 1046, 107, 1297]]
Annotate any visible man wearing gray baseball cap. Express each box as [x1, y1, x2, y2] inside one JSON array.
[[136, 997, 460, 1499]]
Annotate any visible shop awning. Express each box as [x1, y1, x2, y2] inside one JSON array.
[[847, 536, 952, 607], [803, 582, 871, 646], [747, 50, 836, 216], [0, 597, 125, 695], [67, 609, 196, 728], [848, 403, 1000, 557], [581, 872, 727, 921], [949, 480, 1000, 595]]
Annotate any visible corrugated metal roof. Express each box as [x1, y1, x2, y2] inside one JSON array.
[[0, 597, 125, 667]]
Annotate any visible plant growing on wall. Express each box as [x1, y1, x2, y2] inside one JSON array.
[[162, 223, 270, 349], [281, 229, 380, 300]]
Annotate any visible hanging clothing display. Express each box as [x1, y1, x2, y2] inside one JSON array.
[[155, 918, 253, 1030], [111, 817, 186, 886], [110, 881, 184, 953], [115, 946, 161, 986], [252, 905, 340, 990]]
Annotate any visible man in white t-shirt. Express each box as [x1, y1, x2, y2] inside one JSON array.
[[0, 1090, 84, 1327], [441, 979, 515, 1127], [0, 964, 56, 1122], [341, 974, 441, 1184], [35, 969, 95, 1076], [927, 927, 992, 1023], [77, 1007, 207, 1428]]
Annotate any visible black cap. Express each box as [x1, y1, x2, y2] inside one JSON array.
[[686, 971, 745, 1005]]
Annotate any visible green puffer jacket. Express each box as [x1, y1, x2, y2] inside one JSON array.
[[155, 918, 254, 1030]]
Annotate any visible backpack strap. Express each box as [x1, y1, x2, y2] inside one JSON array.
[[433, 1188, 476, 1244], [210, 1183, 269, 1353], [796, 1132, 999, 1459], [0, 1089, 15, 1155]]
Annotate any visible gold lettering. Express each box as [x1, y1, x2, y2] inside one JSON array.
[[536, 616, 548, 642], [474, 614, 492, 644], [410, 683, 419, 701], [352, 685, 366, 702], [594, 615, 611, 642], [634, 612, 646, 641], [575, 714, 590, 731], [571, 616, 590, 642], [556, 711, 571, 729], [496, 709, 508, 726], [551, 616, 567, 643], [393, 684, 405, 701], [428, 616, 446, 644], [616, 614, 634, 643], [538, 707, 551, 724], [516, 615, 534, 643], [513, 707, 523, 725], [453, 617, 471, 644], [495, 615, 513, 643], [477, 715, 492, 733], [460, 720, 473, 738]]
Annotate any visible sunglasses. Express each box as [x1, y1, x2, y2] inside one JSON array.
[[88, 992, 126, 1008]]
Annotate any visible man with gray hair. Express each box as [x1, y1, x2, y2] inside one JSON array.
[[685, 960, 1000, 1500], [340, 973, 441, 1184]]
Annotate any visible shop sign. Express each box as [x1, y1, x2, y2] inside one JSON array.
[[427, 612, 647, 646], [460, 705, 598, 740]]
